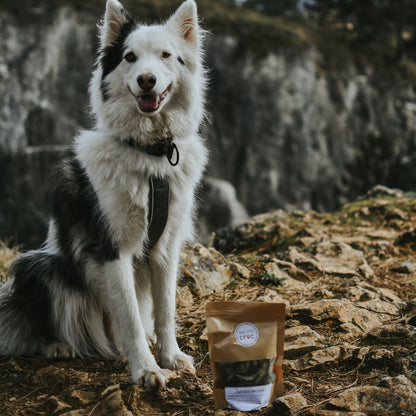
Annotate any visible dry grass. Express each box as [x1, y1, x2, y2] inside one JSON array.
[[0, 242, 18, 283]]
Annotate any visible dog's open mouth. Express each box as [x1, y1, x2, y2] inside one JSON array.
[[133, 84, 172, 113]]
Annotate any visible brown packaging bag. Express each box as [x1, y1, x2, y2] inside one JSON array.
[[206, 301, 285, 411]]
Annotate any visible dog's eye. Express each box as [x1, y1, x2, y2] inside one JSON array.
[[161, 51, 171, 59], [124, 52, 137, 63]]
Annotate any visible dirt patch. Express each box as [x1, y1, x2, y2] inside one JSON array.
[[1, 188, 416, 415]]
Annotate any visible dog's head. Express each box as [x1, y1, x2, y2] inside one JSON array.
[[90, 0, 205, 139]]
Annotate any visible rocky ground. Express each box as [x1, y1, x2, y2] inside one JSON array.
[[1, 185, 416, 415]]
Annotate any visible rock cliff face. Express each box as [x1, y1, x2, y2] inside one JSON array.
[[205, 36, 416, 214], [1, 5, 416, 245], [0, 8, 96, 150]]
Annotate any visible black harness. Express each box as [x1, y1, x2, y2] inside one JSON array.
[[125, 137, 179, 253]]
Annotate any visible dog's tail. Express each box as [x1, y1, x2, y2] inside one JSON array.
[[0, 249, 119, 359], [0, 249, 56, 356]]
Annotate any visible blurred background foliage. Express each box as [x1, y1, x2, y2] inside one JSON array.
[[2, 0, 416, 73]]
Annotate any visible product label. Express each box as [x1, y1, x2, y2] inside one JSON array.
[[225, 384, 273, 411], [234, 322, 259, 347]]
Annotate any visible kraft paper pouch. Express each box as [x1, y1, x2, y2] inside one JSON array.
[[206, 301, 285, 411]]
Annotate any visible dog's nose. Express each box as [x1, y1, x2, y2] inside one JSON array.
[[137, 73, 157, 90]]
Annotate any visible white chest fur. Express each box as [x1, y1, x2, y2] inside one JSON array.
[[74, 130, 207, 255]]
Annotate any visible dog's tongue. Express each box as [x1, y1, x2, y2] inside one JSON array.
[[139, 95, 158, 112]]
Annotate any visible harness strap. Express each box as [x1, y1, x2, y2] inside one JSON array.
[[145, 176, 170, 254], [124, 137, 177, 255]]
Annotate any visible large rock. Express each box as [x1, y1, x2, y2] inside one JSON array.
[[289, 298, 395, 339], [321, 375, 416, 414], [180, 244, 234, 295], [197, 177, 248, 245], [273, 392, 308, 415], [283, 241, 370, 278], [287, 344, 362, 371]]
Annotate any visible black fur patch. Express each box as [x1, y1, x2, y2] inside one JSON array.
[[9, 252, 60, 344], [50, 151, 119, 268], [3, 151, 119, 352], [100, 19, 137, 101]]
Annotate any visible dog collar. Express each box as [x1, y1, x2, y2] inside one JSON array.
[[126, 137, 179, 166]]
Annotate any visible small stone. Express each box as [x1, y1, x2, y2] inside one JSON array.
[[212, 211, 285, 253], [37, 394, 48, 401], [6, 358, 23, 371], [358, 263, 374, 279], [359, 185, 404, 200], [391, 262, 415, 274], [288, 345, 360, 371], [285, 248, 322, 273], [364, 347, 393, 362], [378, 374, 415, 389], [228, 261, 251, 279], [317, 411, 366, 416], [318, 242, 367, 275], [273, 392, 308, 415], [284, 325, 323, 359], [394, 229, 416, 249], [93, 390, 132, 416], [358, 298, 400, 318], [346, 285, 376, 302], [61, 409, 90, 416], [376, 287, 403, 305], [47, 396, 71, 414], [69, 389, 96, 405], [280, 275, 307, 292], [101, 384, 121, 398], [76, 371, 90, 383], [36, 366, 67, 385], [177, 286, 194, 308], [256, 288, 291, 307], [262, 261, 290, 285], [274, 259, 311, 282], [404, 298, 416, 316], [363, 323, 416, 347], [199, 326, 208, 341]]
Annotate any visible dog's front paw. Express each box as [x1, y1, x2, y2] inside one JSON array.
[[131, 366, 172, 388], [160, 350, 195, 372]]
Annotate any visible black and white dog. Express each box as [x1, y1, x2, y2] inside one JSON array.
[[0, 0, 207, 387]]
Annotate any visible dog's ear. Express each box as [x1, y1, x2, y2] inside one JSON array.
[[100, 0, 132, 47], [167, 0, 200, 49]]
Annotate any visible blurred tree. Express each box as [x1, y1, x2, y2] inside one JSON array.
[[243, 0, 299, 16], [305, 0, 416, 59]]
